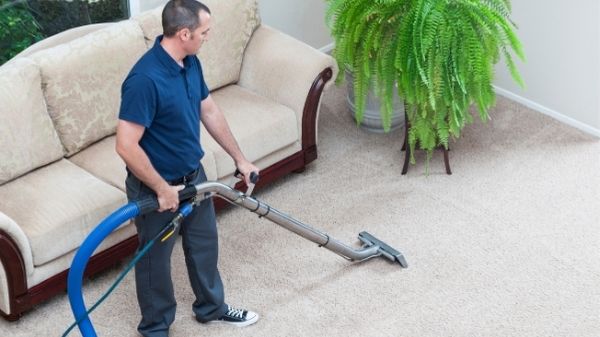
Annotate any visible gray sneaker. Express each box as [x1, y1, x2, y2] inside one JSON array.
[[208, 305, 259, 327]]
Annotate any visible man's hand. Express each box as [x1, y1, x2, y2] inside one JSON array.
[[235, 160, 260, 186], [156, 184, 185, 212]]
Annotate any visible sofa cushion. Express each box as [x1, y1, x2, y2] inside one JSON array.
[[29, 20, 148, 156], [67, 137, 127, 191], [0, 159, 127, 266], [28, 223, 136, 288], [68, 136, 219, 191], [205, 85, 299, 178], [0, 58, 64, 185], [133, 0, 260, 91]]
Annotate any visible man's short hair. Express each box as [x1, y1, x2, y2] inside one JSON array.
[[162, 0, 211, 37]]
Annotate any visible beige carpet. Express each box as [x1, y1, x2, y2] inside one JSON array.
[[2, 84, 599, 337]]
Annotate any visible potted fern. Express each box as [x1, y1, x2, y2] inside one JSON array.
[[326, 0, 524, 166]]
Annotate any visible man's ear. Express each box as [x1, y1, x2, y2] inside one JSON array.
[[178, 28, 191, 41]]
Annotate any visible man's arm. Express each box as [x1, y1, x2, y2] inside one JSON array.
[[200, 95, 259, 184], [115, 120, 183, 212]]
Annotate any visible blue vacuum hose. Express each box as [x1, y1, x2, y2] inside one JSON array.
[[64, 186, 196, 337], [66, 202, 140, 337]]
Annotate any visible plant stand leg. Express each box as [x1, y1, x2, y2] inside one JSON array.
[[401, 109, 410, 174], [402, 108, 452, 175], [401, 125, 407, 151], [401, 145, 410, 175], [442, 147, 452, 175]]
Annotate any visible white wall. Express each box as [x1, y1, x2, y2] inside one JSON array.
[[139, 0, 167, 12], [494, 0, 600, 136], [258, 0, 333, 51], [129, 0, 166, 15]]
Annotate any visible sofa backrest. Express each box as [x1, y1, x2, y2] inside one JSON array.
[[0, 59, 64, 185], [14, 23, 111, 60], [28, 20, 148, 156], [133, 0, 261, 91]]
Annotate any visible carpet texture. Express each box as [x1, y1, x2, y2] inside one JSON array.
[[1, 84, 599, 337]]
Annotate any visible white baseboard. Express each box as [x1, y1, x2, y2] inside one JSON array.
[[493, 85, 600, 138], [319, 42, 335, 54]]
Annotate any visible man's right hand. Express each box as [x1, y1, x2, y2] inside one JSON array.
[[156, 184, 185, 212]]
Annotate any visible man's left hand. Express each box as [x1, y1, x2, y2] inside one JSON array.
[[235, 160, 260, 186]]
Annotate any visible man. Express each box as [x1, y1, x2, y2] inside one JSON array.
[[116, 1, 259, 336]]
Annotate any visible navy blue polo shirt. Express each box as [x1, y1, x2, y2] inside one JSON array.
[[119, 35, 209, 181]]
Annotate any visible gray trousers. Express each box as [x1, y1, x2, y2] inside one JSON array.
[[125, 166, 227, 337]]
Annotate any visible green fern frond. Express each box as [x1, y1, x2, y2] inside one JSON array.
[[502, 48, 525, 88]]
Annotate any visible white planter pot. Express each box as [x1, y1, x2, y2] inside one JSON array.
[[345, 70, 405, 133]]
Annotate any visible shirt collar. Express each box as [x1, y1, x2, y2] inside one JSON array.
[[152, 35, 192, 75]]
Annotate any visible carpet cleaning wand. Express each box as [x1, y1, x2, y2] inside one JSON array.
[[65, 172, 407, 336]]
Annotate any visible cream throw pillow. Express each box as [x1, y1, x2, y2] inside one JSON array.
[[0, 58, 64, 185], [30, 20, 148, 156]]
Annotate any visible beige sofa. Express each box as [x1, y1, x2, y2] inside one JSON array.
[[0, 0, 337, 321]]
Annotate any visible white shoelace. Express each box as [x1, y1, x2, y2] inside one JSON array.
[[227, 306, 245, 319]]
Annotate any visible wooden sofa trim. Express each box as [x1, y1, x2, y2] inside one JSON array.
[[302, 67, 333, 164], [0, 230, 27, 321], [0, 67, 334, 321]]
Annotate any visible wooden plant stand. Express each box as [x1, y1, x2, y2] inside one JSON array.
[[401, 110, 452, 175]]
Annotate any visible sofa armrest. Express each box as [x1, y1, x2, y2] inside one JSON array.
[[0, 213, 33, 277], [238, 25, 338, 141], [0, 213, 32, 318]]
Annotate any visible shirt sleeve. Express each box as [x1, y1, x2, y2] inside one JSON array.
[[197, 58, 210, 101], [118, 73, 157, 128]]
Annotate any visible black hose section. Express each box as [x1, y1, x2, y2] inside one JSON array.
[[136, 185, 198, 215], [136, 196, 158, 215], [178, 185, 198, 200]]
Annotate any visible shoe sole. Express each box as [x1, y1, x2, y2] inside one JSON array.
[[206, 313, 259, 327]]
